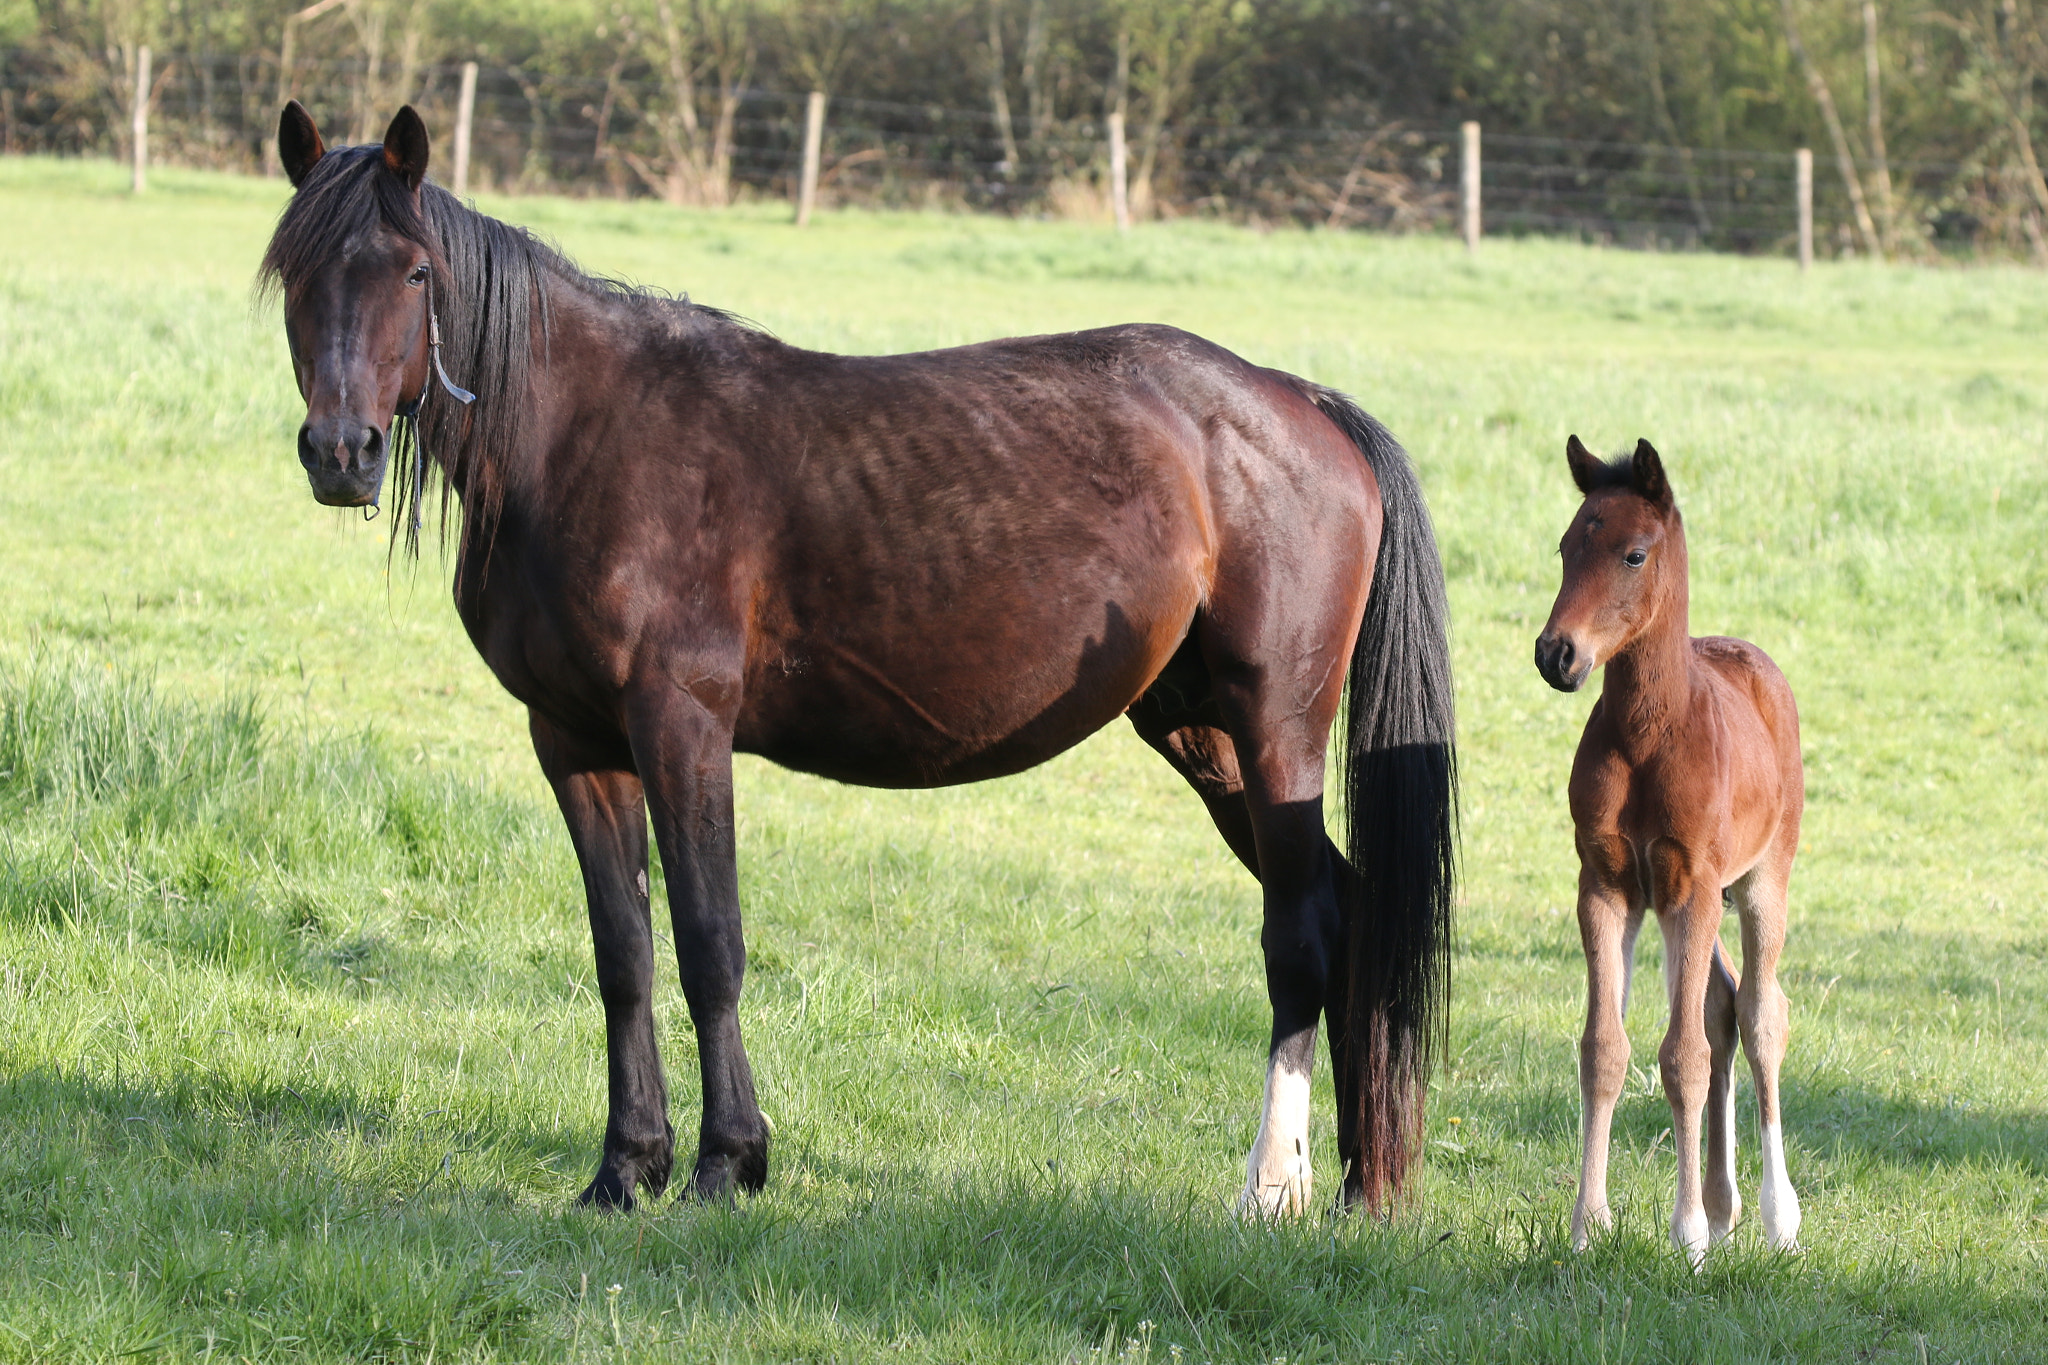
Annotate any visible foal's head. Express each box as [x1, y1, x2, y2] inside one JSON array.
[[1534, 435, 1685, 692], [260, 102, 440, 510]]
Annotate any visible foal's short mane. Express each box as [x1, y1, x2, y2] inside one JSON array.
[[1574, 454, 1640, 491], [258, 143, 743, 557]]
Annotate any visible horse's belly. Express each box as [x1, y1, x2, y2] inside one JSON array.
[[737, 587, 1197, 789]]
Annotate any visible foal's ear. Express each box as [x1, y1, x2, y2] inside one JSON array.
[[1565, 434, 1604, 494], [279, 100, 325, 188], [382, 105, 431, 192], [1630, 438, 1672, 507]]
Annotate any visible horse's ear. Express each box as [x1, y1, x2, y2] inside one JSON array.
[[1565, 434, 1603, 494], [1630, 438, 1672, 507], [382, 105, 430, 192], [279, 100, 324, 188]]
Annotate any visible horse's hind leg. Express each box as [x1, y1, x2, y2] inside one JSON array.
[[1127, 642, 1259, 877], [531, 714, 673, 1209], [1131, 648, 1336, 1217], [1732, 859, 1802, 1250], [1703, 936, 1743, 1244]]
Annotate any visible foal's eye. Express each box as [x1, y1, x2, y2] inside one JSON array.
[[1624, 548, 1648, 568], [406, 264, 430, 286]]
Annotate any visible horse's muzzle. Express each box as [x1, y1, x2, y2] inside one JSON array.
[[1534, 630, 1592, 693], [298, 418, 388, 507]]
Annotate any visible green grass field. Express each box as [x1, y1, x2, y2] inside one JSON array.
[[1, 156, 2045, 1363]]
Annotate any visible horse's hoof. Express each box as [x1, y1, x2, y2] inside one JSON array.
[[577, 1171, 638, 1212], [578, 1143, 673, 1211], [685, 1139, 769, 1201]]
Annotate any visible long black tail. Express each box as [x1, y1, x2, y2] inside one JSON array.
[[1314, 390, 1458, 1214]]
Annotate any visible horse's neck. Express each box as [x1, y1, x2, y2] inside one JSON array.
[[452, 268, 591, 533], [1602, 585, 1692, 750]]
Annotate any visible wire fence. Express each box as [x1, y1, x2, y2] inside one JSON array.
[[2, 46, 2036, 257]]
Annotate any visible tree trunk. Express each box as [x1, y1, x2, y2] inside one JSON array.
[[1642, 0, 1711, 239], [706, 38, 755, 208], [986, 1, 1020, 175], [655, 0, 705, 204], [1779, 0, 1883, 258], [1021, 0, 1049, 144], [393, 0, 427, 109], [347, 0, 387, 145], [1862, 0, 1896, 254]]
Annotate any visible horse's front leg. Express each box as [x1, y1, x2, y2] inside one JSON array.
[[531, 713, 673, 1209], [1572, 845, 1639, 1250], [627, 683, 769, 1199]]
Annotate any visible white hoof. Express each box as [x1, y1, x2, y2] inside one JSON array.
[[1672, 1211, 1709, 1271], [1238, 1137, 1311, 1219]]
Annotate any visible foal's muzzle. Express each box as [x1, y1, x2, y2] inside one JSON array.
[[1535, 630, 1592, 693], [298, 417, 389, 507]]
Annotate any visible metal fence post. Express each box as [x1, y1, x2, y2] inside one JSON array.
[[452, 61, 477, 196], [131, 46, 150, 194], [1796, 147, 1813, 272], [1109, 110, 1130, 233], [1460, 120, 1480, 252], [796, 90, 826, 226]]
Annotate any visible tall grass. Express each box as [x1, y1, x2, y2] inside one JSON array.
[[0, 156, 2044, 1362], [0, 651, 544, 968]]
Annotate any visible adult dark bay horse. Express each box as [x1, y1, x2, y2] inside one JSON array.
[[261, 103, 1456, 1216], [1535, 437, 1802, 1265]]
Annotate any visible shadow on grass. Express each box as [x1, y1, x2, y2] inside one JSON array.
[[4, 1064, 2044, 1362], [1482, 1073, 2048, 1183]]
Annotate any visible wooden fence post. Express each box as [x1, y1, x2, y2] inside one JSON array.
[[1460, 120, 1480, 252], [796, 90, 826, 226], [131, 46, 150, 194], [1795, 147, 1813, 272], [452, 61, 478, 196], [1108, 109, 1130, 233]]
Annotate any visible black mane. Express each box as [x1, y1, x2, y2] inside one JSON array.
[[258, 143, 741, 556]]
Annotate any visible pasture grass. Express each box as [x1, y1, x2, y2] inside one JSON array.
[[0, 153, 2045, 1362]]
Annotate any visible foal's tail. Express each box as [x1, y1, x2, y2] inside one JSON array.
[[1314, 390, 1458, 1215]]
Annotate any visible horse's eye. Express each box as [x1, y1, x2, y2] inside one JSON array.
[[407, 264, 430, 286], [1624, 548, 1648, 568]]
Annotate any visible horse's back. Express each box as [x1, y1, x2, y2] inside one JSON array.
[[1693, 636, 1800, 766], [1693, 634, 1804, 861]]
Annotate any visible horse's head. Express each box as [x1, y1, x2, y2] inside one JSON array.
[[1535, 435, 1684, 692], [264, 102, 439, 509]]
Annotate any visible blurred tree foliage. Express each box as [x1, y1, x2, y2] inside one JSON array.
[[9, 0, 2048, 247]]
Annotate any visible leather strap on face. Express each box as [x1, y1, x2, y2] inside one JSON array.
[[425, 273, 477, 407], [393, 271, 477, 537]]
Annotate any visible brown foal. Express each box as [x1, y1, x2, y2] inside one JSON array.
[[1535, 437, 1803, 1265]]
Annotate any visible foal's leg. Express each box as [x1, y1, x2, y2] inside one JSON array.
[[1703, 933, 1743, 1244], [1572, 852, 1638, 1249], [627, 684, 770, 1199], [1652, 852, 1724, 1267], [1734, 854, 1802, 1250], [531, 714, 672, 1208]]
